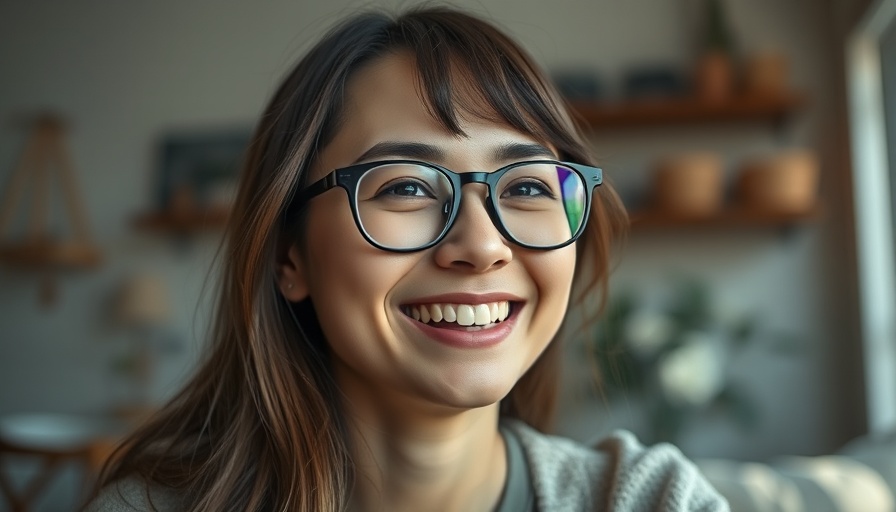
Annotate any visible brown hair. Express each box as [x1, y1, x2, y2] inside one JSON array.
[[92, 6, 627, 511]]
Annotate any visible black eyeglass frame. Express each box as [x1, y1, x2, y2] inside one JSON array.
[[287, 159, 603, 253]]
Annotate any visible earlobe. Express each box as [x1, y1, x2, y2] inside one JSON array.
[[277, 244, 310, 302]]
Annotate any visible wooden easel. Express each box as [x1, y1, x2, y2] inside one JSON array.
[[0, 114, 102, 305]]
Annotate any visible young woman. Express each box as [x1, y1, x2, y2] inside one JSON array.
[[88, 6, 727, 512]]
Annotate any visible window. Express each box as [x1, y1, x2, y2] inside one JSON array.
[[848, 0, 896, 434]]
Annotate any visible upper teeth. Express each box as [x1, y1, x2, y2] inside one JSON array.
[[406, 301, 510, 326]]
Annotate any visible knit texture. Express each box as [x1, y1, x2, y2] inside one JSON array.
[[503, 419, 730, 511], [85, 477, 182, 512]]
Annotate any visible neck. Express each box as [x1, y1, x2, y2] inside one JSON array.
[[336, 371, 508, 512]]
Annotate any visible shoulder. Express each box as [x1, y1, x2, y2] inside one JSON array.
[[501, 419, 729, 512], [84, 477, 185, 512]]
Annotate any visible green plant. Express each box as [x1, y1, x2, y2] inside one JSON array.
[[590, 278, 788, 444], [703, 0, 734, 53]]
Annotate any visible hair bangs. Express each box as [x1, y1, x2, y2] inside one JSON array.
[[392, 8, 578, 156]]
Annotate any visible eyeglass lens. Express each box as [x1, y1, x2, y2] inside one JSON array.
[[354, 163, 587, 250]]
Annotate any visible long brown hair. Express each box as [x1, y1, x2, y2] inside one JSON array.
[[93, 6, 627, 511]]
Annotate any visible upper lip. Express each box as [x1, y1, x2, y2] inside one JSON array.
[[401, 292, 524, 306]]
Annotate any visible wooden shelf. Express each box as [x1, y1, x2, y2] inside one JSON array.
[[569, 92, 805, 129], [132, 207, 229, 234], [630, 206, 819, 230], [0, 240, 102, 270]]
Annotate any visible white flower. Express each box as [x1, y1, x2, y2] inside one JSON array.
[[624, 309, 674, 356], [657, 332, 725, 407]]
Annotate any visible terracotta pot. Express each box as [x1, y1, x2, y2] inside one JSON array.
[[695, 51, 734, 102], [745, 52, 788, 97], [652, 152, 724, 216], [736, 150, 818, 213]]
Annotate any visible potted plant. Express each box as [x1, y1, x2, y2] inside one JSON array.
[[695, 0, 736, 101]]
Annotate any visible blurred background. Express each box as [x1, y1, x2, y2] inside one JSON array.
[[0, 0, 892, 509]]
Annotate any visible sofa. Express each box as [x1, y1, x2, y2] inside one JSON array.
[[695, 432, 896, 511]]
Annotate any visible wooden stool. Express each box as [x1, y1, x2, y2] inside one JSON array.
[[0, 414, 123, 511]]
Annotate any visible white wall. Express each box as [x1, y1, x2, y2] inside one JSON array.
[[0, 0, 861, 464]]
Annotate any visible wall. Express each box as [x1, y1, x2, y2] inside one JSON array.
[[0, 0, 863, 468]]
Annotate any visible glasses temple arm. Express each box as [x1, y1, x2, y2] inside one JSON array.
[[286, 173, 339, 215]]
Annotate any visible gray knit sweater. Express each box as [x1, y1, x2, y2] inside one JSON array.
[[503, 420, 728, 511], [87, 420, 729, 511]]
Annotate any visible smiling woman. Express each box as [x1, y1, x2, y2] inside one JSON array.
[[84, 6, 728, 512]]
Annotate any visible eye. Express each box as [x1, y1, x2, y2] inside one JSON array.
[[376, 180, 435, 198], [500, 179, 555, 199]]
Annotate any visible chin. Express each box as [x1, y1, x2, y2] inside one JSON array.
[[423, 375, 517, 410]]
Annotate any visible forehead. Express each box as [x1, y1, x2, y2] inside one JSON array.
[[311, 52, 549, 177], [346, 52, 442, 135]]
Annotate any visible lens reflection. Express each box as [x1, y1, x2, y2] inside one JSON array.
[[495, 164, 585, 247]]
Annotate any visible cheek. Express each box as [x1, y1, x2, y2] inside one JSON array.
[[527, 246, 577, 338], [300, 196, 413, 360], [304, 197, 372, 305], [542, 246, 577, 293]]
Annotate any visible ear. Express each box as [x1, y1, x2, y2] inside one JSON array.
[[276, 243, 310, 302]]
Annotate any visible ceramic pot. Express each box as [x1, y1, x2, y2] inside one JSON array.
[[695, 51, 734, 102], [652, 152, 724, 216], [745, 52, 788, 96], [736, 150, 818, 213]]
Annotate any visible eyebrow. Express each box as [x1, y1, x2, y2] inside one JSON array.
[[352, 141, 557, 165], [493, 142, 556, 161], [353, 142, 445, 164]]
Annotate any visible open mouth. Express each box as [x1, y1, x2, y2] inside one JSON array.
[[400, 301, 516, 331]]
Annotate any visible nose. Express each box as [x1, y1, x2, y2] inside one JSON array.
[[432, 184, 513, 272]]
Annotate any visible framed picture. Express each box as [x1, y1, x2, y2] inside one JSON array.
[[155, 128, 252, 212]]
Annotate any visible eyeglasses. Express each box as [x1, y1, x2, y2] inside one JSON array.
[[288, 159, 602, 252]]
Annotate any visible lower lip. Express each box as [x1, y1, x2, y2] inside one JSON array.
[[405, 307, 520, 349]]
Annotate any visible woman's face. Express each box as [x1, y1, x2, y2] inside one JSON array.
[[280, 52, 577, 411]]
